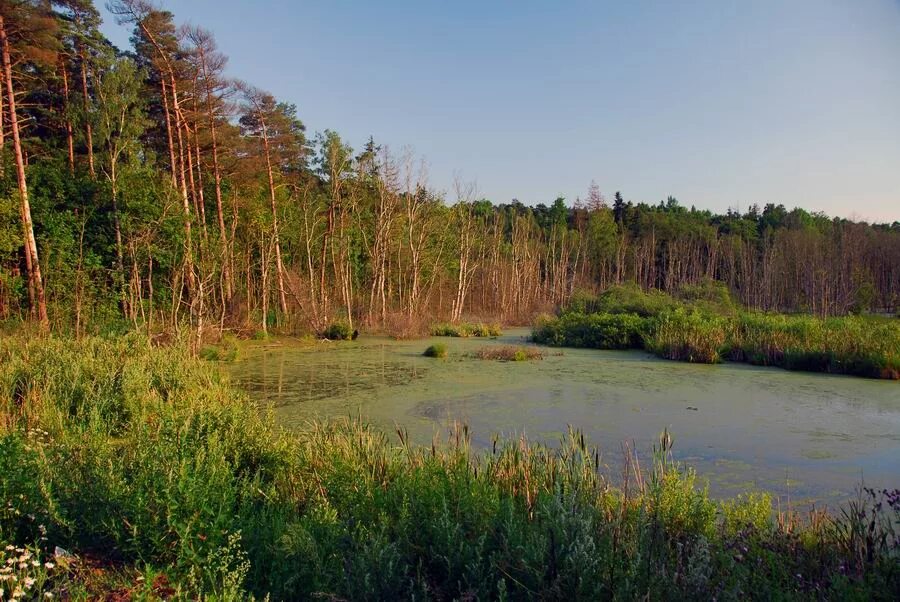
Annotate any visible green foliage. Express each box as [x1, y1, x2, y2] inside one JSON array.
[[199, 334, 240, 362], [538, 288, 899, 378], [423, 343, 448, 358], [0, 335, 898, 598], [533, 311, 649, 349], [646, 309, 730, 363], [562, 282, 682, 317], [322, 321, 354, 341], [430, 322, 502, 338]]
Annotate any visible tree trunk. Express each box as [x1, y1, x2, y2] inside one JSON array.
[[60, 59, 75, 174], [77, 45, 95, 178], [260, 117, 288, 316], [1, 16, 48, 327]]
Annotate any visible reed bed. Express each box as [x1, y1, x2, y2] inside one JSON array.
[[0, 335, 897, 598], [535, 287, 899, 378], [430, 322, 502, 338]]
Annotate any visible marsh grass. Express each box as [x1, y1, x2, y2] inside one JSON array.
[[472, 345, 543, 361], [0, 335, 898, 599], [430, 322, 502, 338], [536, 287, 899, 378]]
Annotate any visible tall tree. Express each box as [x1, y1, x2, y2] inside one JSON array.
[[0, 0, 57, 327]]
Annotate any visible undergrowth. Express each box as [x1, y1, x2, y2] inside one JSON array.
[[0, 335, 897, 599]]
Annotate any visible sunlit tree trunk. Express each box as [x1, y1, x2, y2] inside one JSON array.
[[1, 15, 48, 328]]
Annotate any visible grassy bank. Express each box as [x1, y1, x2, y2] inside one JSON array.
[[533, 285, 900, 379], [1, 335, 898, 599]]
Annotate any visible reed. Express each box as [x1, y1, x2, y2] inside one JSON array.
[[472, 345, 543, 361], [430, 322, 502, 338], [535, 288, 899, 378]]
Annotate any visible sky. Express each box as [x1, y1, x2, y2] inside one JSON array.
[[98, 0, 900, 223]]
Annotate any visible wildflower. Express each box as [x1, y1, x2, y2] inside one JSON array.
[[12, 587, 25, 598], [32, 560, 40, 567], [44, 593, 54, 599], [44, 562, 54, 570], [4, 545, 13, 551], [24, 577, 35, 587]]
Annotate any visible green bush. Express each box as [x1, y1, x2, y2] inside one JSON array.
[[322, 321, 354, 341], [423, 343, 448, 358], [532, 312, 649, 349]]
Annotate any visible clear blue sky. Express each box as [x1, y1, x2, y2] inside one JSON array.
[[100, 0, 900, 222]]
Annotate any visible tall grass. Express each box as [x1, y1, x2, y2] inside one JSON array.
[[430, 322, 502, 337], [0, 335, 898, 598], [536, 285, 900, 378]]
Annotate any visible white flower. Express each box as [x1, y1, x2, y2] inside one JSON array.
[[31, 560, 40, 567], [44, 593, 55, 599], [43, 562, 54, 570], [24, 577, 35, 587]]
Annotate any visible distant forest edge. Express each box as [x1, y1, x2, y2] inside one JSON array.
[[2, 0, 898, 338]]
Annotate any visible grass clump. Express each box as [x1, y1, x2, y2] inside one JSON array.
[[473, 345, 543, 361], [423, 343, 448, 358], [430, 322, 501, 337], [1, 335, 898, 598], [645, 309, 731, 363]]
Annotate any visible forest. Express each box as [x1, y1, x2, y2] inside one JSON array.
[[2, 0, 899, 342]]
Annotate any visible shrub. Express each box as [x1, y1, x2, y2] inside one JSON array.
[[322, 321, 354, 341], [423, 343, 448, 358], [532, 312, 649, 349]]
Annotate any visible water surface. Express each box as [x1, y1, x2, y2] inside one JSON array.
[[229, 328, 900, 506]]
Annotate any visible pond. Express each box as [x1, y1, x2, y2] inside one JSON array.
[[229, 328, 900, 507]]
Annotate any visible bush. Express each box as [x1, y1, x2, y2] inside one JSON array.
[[321, 321, 354, 341], [532, 312, 649, 349], [423, 343, 448, 358]]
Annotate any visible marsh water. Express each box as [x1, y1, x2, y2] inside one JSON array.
[[230, 328, 900, 506]]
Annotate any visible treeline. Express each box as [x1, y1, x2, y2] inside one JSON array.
[[2, 0, 898, 338]]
